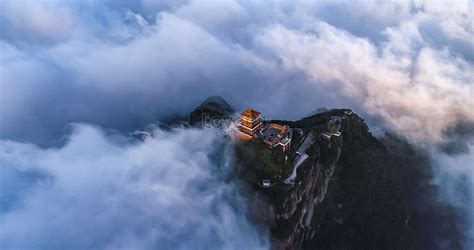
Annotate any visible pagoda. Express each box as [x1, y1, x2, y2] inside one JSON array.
[[238, 107, 263, 139]]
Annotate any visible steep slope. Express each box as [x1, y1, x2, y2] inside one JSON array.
[[186, 97, 460, 250], [236, 110, 461, 250]]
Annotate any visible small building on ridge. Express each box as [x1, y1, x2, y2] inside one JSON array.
[[258, 123, 292, 152], [238, 107, 292, 152]]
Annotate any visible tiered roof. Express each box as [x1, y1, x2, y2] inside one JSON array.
[[241, 108, 261, 120]]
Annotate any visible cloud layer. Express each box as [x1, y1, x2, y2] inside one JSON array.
[[0, 124, 267, 249], [0, 0, 473, 248], [1, 0, 472, 145]]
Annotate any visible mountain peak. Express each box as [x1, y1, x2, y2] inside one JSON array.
[[188, 96, 234, 125], [200, 96, 233, 111]]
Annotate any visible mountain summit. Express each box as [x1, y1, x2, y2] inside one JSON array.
[[188, 97, 461, 250], [188, 96, 234, 125]]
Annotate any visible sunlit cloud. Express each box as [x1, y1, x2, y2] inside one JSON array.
[[0, 0, 472, 248]]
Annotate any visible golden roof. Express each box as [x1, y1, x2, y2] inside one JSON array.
[[241, 107, 261, 119]]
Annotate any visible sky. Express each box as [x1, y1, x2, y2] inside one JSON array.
[[0, 0, 473, 249]]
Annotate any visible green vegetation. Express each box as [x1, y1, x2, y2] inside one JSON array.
[[233, 139, 298, 216], [272, 202, 304, 239], [262, 182, 293, 213], [187, 97, 461, 249], [327, 122, 339, 134], [234, 139, 287, 182], [271, 109, 347, 129], [305, 117, 461, 250]]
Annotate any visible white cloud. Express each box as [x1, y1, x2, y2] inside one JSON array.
[[0, 0, 78, 44], [431, 144, 474, 249], [0, 0, 473, 247], [0, 124, 268, 249], [256, 17, 473, 143]]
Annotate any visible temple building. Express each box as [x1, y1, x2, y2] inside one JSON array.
[[258, 123, 292, 152], [238, 107, 263, 139], [238, 107, 292, 152]]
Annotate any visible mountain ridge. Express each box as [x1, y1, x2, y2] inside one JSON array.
[[187, 96, 461, 250]]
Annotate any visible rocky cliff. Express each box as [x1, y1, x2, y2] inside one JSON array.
[[234, 109, 348, 249], [188, 97, 461, 250]]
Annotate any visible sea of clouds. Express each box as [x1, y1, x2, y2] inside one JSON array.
[[0, 124, 268, 249], [0, 0, 472, 249]]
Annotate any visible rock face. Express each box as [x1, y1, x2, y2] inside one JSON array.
[[237, 110, 460, 250], [188, 97, 460, 250], [238, 110, 347, 249]]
